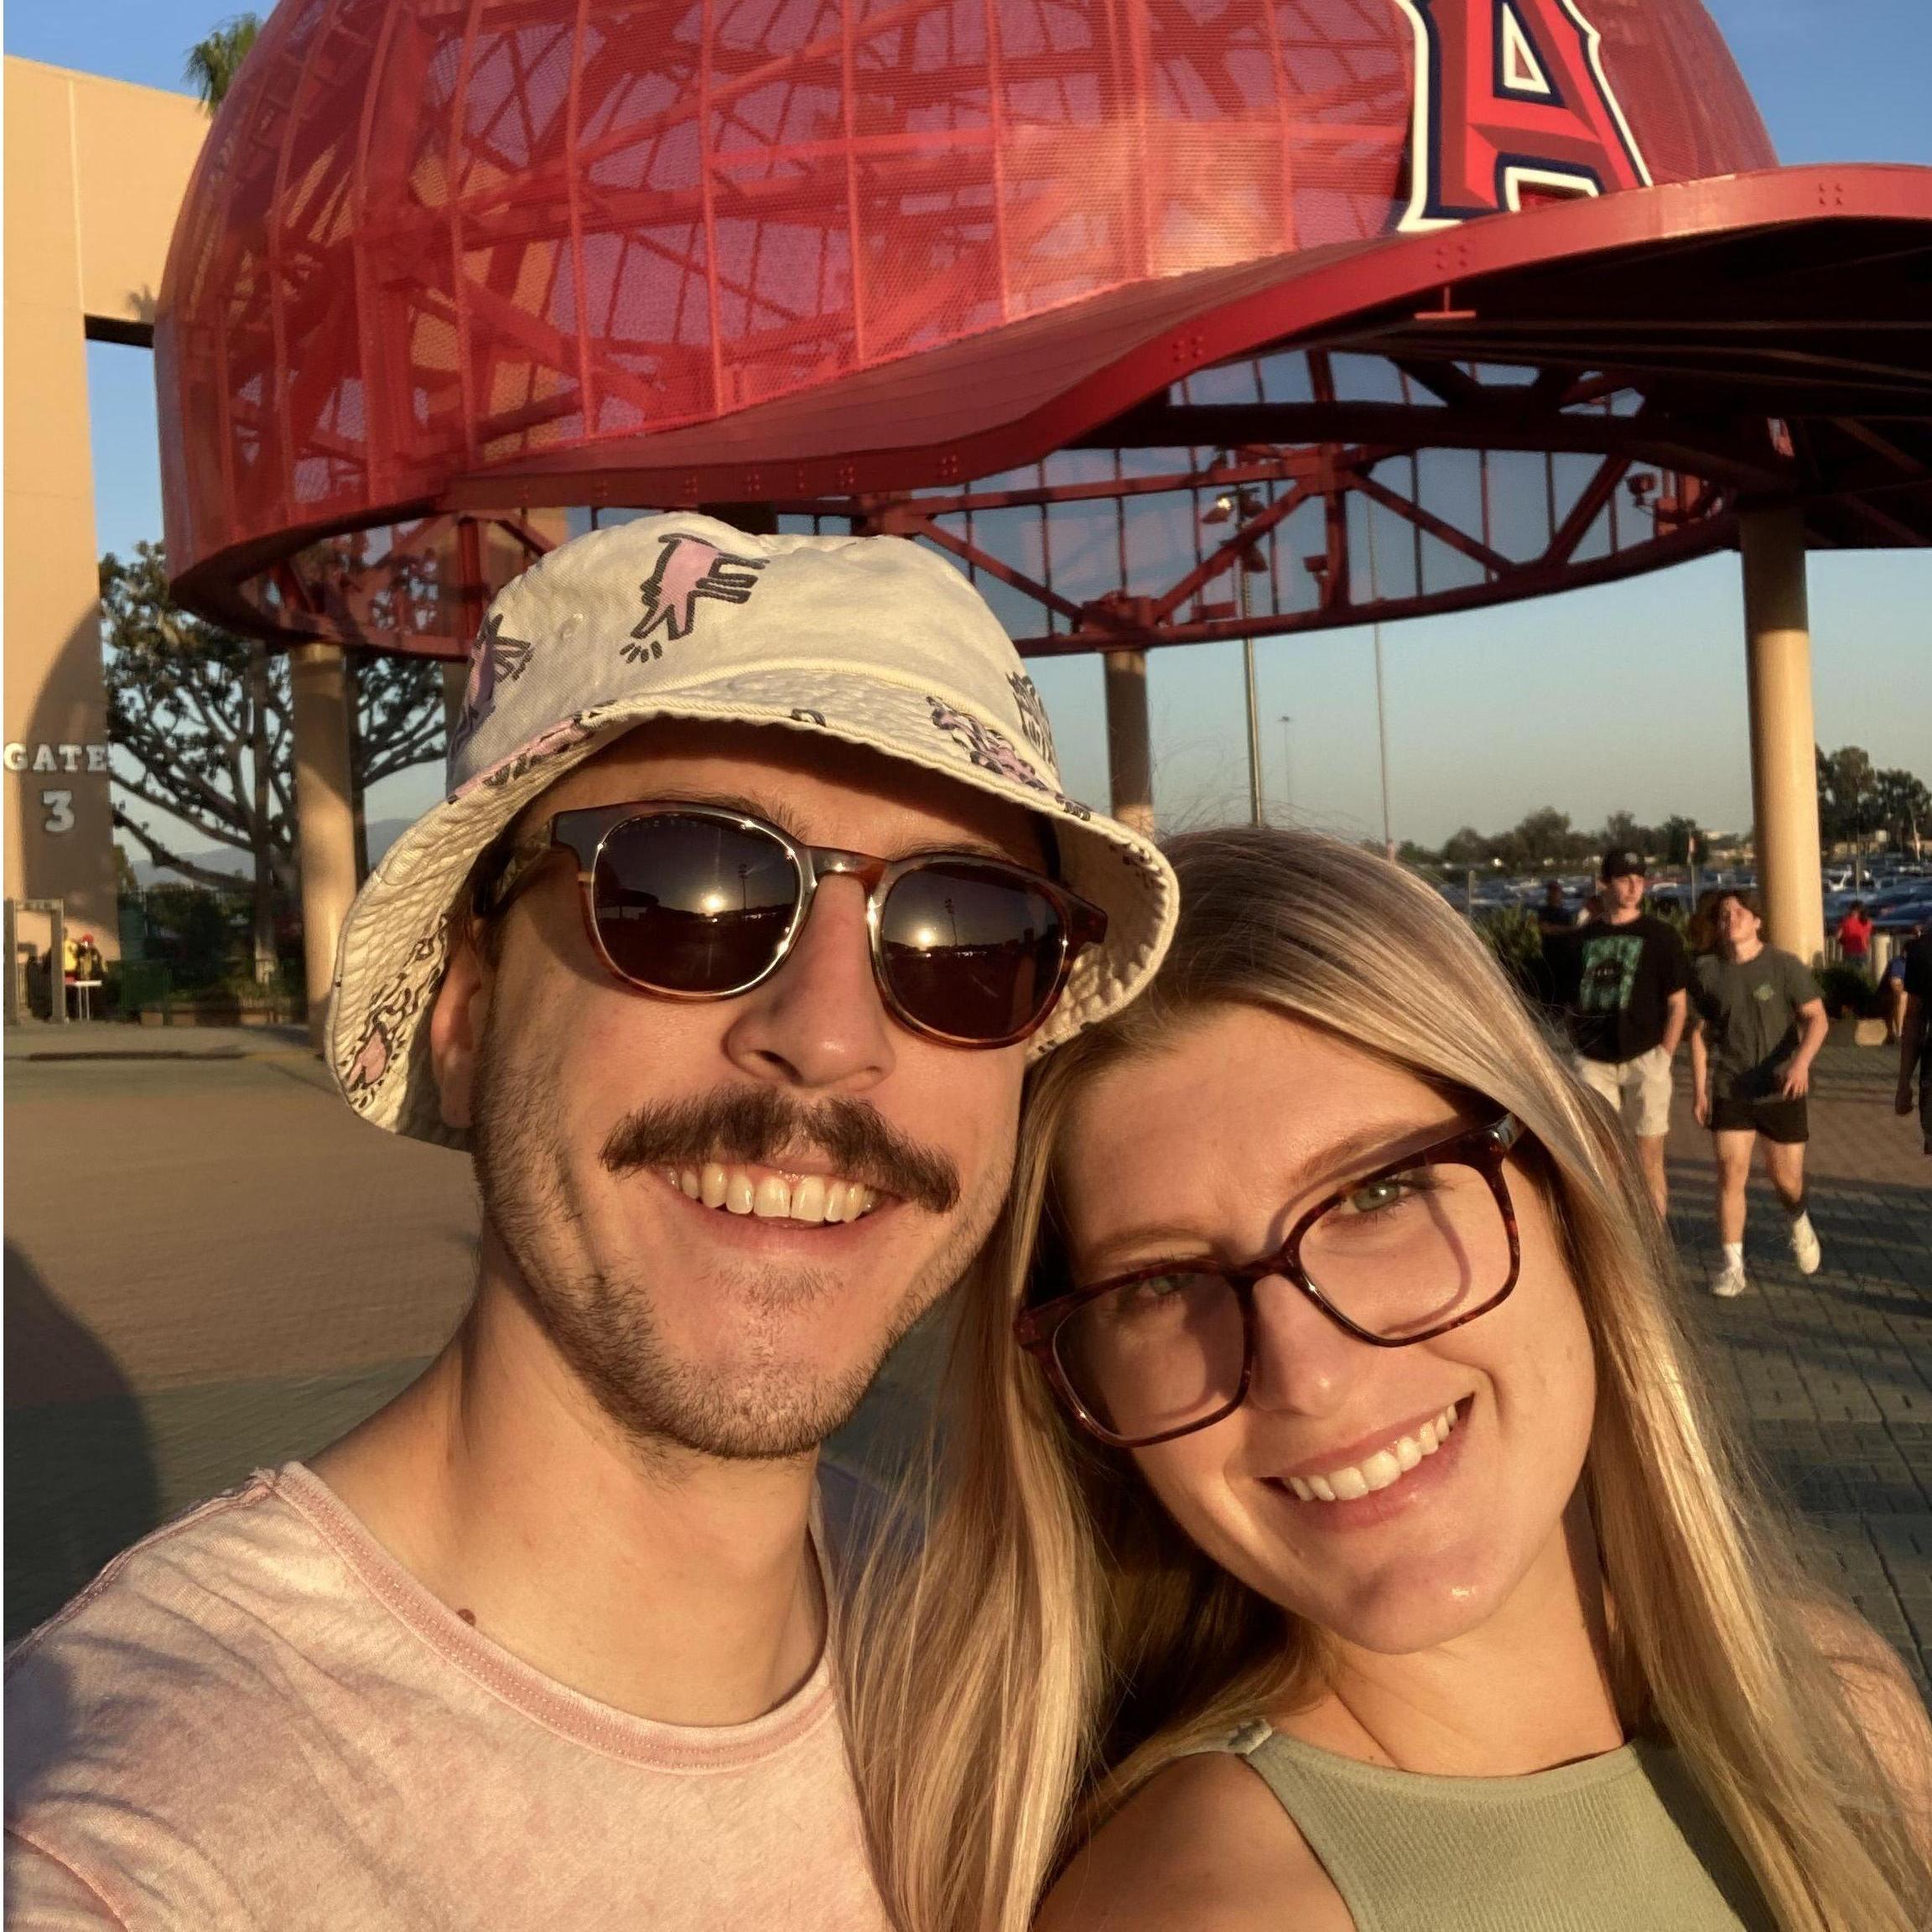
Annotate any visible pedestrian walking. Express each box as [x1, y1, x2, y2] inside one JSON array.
[[1688, 889, 1830, 1297], [1893, 923, 1932, 1156], [1836, 900, 1873, 974], [1535, 877, 1573, 938], [1881, 943, 1911, 1043], [1552, 848, 1690, 1218], [1686, 887, 1725, 958]]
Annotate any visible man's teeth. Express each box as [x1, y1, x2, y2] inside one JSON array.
[[665, 1164, 877, 1224], [1283, 1402, 1462, 1504]]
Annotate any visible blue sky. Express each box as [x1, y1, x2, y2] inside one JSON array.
[[15, 0, 1931, 849]]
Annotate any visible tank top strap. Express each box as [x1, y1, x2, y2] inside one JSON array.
[[1204, 1720, 1404, 1930]]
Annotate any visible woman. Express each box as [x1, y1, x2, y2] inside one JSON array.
[[844, 828, 1929, 1932], [1687, 890, 1830, 1299]]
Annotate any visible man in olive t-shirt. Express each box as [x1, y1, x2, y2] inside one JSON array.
[[1688, 890, 1830, 1298]]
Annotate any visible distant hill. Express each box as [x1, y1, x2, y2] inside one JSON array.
[[125, 818, 415, 889]]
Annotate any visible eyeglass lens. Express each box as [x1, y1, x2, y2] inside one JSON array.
[[588, 815, 1071, 1041], [1053, 1157, 1513, 1443], [878, 862, 1064, 1041], [591, 815, 799, 992]]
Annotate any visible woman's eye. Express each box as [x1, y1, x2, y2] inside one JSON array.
[[1135, 1272, 1195, 1301], [1342, 1176, 1418, 1215]]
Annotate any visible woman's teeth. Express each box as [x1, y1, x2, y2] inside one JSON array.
[[665, 1164, 878, 1224], [1283, 1402, 1462, 1504]]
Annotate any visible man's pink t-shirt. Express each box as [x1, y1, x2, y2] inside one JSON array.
[[4, 1464, 892, 1930]]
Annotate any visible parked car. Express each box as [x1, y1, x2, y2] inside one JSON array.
[[1872, 896, 1932, 936]]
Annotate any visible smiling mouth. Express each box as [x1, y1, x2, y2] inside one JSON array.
[[1275, 1399, 1466, 1504], [659, 1161, 883, 1225]]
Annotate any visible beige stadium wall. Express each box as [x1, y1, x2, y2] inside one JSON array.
[[3, 57, 207, 961]]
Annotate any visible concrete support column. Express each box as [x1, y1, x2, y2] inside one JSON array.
[[290, 643, 359, 1046], [1739, 504, 1826, 965], [1103, 649, 1154, 838]]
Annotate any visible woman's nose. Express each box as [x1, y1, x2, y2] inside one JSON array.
[[1244, 1274, 1376, 1420]]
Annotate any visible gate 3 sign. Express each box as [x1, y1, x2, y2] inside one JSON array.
[[5, 741, 111, 837]]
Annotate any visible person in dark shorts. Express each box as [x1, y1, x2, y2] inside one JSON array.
[[1550, 849, 1690, 1218], [1688, 889, 1831, 1297], [1893, 925, 1932, 1155]]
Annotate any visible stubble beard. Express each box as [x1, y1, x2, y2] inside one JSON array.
[[469, 1035, 1007, 1461]]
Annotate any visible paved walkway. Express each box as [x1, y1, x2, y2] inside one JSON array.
[[4, 1018, 313, 1060], [1663, 1040, 1931, 1692], [7, 1025, 1928, 1695]]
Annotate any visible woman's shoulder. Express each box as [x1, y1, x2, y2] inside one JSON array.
[[1034, 1749, 1353, 1932]]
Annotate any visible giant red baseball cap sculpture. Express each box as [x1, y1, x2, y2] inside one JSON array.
[[157, 0, 1932, 661]]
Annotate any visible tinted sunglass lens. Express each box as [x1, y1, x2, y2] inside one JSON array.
[[879, 862, 1067, 1042], [592, 815, 799, 992]]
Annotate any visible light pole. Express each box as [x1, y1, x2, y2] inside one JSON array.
[[1365, 496, 1394, 860], [1204, 480, 1268, 826], [1278, 714, 1293, 818]]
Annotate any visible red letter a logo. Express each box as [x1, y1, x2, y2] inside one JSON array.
[[1391, 0, 1652, 231]]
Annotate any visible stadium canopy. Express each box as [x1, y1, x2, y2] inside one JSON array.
[[155, 0, 1932, 994]]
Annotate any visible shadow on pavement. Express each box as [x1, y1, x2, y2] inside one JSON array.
[[6, 1241, 160, 1639]]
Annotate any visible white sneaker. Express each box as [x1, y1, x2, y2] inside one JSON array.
[[1789, 1216, 1822, 1276], [1711, 1259, 1749, 1299]]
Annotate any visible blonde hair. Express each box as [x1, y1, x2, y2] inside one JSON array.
[[841, 826, 1929, 1932]]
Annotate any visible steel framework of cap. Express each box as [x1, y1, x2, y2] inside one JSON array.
[[154, 0, 1932, 1013], [159, 0, 1932, 652]]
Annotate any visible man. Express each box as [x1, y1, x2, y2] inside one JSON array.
[[1895, 920, 1932, 1156], [1554, 846, 1690, 1218], [1687, 889, 1830, 1297], [4, 515, 1176, 1928], [1535, 878, 1574, 939]]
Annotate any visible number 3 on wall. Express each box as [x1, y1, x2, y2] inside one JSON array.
[[40, 788, 75, 834]]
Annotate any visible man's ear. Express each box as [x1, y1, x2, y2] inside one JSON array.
[[429, 926, 493, 1131]]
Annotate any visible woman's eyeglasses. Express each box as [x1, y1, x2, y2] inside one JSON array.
[[1015, 1114, 1525, 1448], [479, 802, 1109, 1050]]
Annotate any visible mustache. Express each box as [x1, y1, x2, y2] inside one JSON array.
[[600, 1085, 961, 1215]]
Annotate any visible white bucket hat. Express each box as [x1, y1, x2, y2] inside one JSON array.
[[330, 513, 1178, 1148]]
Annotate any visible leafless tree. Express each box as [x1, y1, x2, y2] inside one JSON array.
[[101, 543, 444, 982]]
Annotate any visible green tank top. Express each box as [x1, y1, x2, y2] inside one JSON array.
[[1211, 1720, 1775, 1932]]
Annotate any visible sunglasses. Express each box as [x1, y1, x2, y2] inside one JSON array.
[[478, 802, 1108, 1049]]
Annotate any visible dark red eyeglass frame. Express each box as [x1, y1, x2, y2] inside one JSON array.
[[476, 801, 1109, 1050], [1014, 1113, 1526, 1448]]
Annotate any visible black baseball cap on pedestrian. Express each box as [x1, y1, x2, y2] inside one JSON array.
[[1601, 848, 1648, 880]]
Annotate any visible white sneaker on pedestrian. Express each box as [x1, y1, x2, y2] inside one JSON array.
[[1711, 1259, 1748, 1298], [1789, 1214, 1822, 1276]]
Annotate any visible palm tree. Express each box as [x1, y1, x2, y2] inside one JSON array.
[[184, 13, 262, 113]]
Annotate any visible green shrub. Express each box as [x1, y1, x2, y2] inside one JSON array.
[[1816, 962, 1877, 1020], [1477, 905, 1545, 977], [1474, 904, 1560, 1010]]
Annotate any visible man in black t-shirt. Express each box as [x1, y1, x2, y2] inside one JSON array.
[[1552, 847, 1690, 1216], [1895, 929, 1932, 1156]]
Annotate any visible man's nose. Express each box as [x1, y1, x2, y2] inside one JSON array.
[[720, 876, 896, 1092], [1244, 1274, 1374, 1420]]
